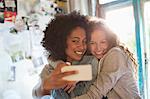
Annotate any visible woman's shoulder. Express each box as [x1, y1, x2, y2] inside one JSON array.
[[103, 47, 127, 60], [107, 47, 125, 56], [108, 47, 122, 53]]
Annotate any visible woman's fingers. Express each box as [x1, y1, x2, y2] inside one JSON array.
[[54, 62, 70, 74], [64, 84, 72, 91], [54, 63, 66, 73], [63, 81, 77, 93], [67, 85, 76, 93], [46, 71, 76, 89], [42, 63, 77, 91], [63, 83, 76, 92]]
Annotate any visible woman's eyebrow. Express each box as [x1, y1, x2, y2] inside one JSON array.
[[72, 37, 80, 39]]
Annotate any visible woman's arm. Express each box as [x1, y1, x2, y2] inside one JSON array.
[[33, 63, 77, 98], [32, 79, 50, 99], [32, 64, 54, 98], [73, 48, 127, 99]]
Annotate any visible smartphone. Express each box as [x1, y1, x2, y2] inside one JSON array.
[[61, 64, 92, 81]]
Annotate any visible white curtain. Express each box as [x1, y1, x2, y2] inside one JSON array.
[[69, 0, 89, 15], [96, 0, 105, 18], [68, 0, 105, 17]]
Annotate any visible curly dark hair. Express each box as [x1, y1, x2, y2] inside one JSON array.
[[41, 11, 89, 61]]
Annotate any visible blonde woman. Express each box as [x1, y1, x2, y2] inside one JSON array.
[[73, 17, 141, 99]]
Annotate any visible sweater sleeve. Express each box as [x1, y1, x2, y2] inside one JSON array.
[[73, 48, 128, 99], [40, 64, 54, 80], [40, 60, 64, 80]]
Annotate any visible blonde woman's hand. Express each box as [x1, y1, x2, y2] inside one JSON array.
[[63, 81, 78, 93]]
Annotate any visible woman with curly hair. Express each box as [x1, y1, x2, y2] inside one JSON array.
[[32, 11, 98, 99]]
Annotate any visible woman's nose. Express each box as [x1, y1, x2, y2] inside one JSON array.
[[77, 43, 86, 50], [96, 43, 101, 51]]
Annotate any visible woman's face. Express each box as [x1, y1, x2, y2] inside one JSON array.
[[89, 29, 109, 59], [66, 27, 87, 62]]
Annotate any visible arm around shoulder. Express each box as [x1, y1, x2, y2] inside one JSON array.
[[73, 48, 128, 99]]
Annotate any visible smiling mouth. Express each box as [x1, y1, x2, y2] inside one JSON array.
[[75, 51, 84, 55], [95, 51, 103, 55], [95, 49, 106, 55]]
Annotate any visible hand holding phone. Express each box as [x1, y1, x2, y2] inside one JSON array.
[[61, 64, 92, 81]]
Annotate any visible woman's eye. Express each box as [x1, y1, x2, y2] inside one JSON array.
[[72, 40, 79, 43], [101, 40, 107, 44]]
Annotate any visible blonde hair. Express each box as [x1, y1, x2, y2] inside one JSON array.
[[118, 45, 138, 79], [88, 17, 138, 78]]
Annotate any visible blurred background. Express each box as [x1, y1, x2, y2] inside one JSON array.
[[0, 0, 149, 99]]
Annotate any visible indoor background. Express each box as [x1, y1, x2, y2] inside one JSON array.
[[0, 0, 149, 99]]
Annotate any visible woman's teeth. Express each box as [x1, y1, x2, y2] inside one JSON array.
[[75, 51, 83, 55]]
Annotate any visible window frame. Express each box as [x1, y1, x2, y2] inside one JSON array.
[[100, 0, 148, 98]]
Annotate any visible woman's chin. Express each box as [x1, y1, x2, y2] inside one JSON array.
[[96, 55, 102, 59], [74, 57, 82, 61]]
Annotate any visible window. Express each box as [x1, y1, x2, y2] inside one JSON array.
[[144, 1, 150, 98], [102, 0, 148, 98], [105, 6, 136, 53]]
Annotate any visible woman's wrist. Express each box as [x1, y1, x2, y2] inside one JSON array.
[[33, 85, 49, 99], [40, 84, 50, 95]]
